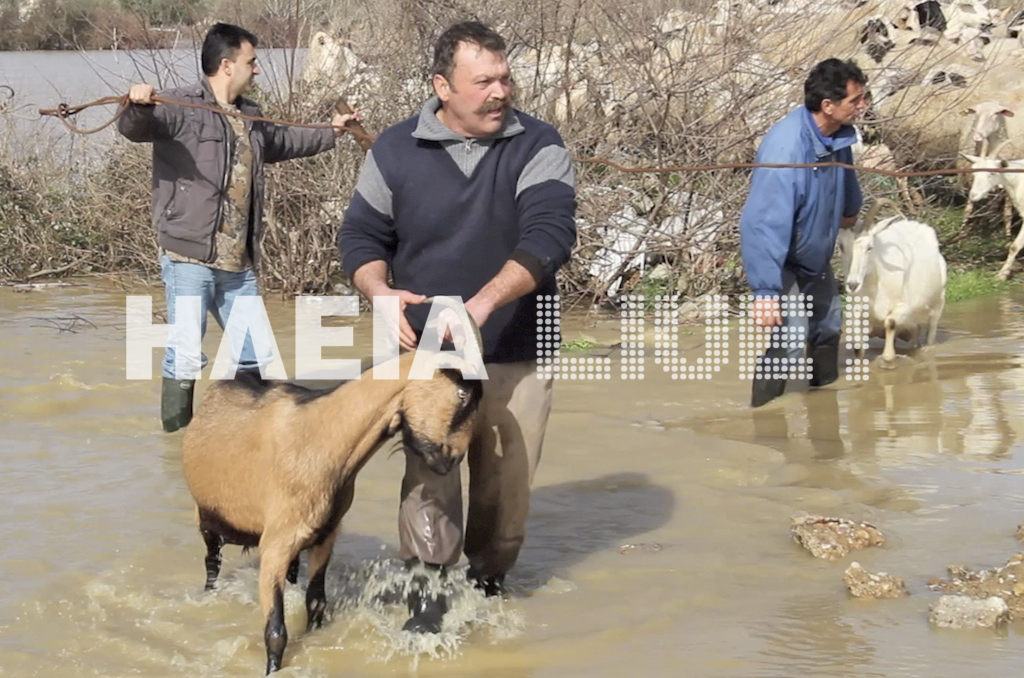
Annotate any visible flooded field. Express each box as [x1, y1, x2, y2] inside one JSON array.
[[3, 279, 1024, 676]]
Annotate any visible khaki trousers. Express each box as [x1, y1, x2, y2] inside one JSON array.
[[398, 361, 553, 576]]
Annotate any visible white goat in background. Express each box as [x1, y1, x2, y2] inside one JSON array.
[[838, 200, 947, 363], [962, 150, 1024, 279]]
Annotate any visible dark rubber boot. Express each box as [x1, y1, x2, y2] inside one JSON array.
[[751, 377, 787, 408], [751, 347, 788, 408], [402, 561, 448, 634], [809, 343, 839, 387], [467, 568, 506, 598], [161, 377, 194, 432]]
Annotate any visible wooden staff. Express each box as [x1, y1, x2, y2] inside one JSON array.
[[335, 98, 376, 151]]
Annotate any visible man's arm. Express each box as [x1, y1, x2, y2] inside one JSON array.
[[263, 111, 357, 164], [740, 134, 801, 328], [351, 260, 425, 351], [464, 260, 537, 328], [841, 164, 863, 228], [740, 165, 798, 302], [468, 137, 576, 324], [116, 83, 176, 142], [340, 148, 427, 350]]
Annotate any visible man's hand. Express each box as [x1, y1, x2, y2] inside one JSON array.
[[352, 262, 424, 350], [752, 297, 782, 327], [331, 109, 361, 137], [431, 298, 491, 349], [377, 288, 426, 351], [127, 83, 156, 105], [463, 296, 493, 331]]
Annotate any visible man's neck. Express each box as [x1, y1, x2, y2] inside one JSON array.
[[811, 110, 840, 138], [207, 77, 234, 107], [435, 107, 468, 138]]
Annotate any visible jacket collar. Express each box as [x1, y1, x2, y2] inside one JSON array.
[[800, 106, 856, 157], [195, 79, 258, 116], [412, 96, 524, 142]]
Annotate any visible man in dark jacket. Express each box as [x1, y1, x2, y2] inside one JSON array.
[[339, 21, 576, 633], [118, 22, 357, 431], [740, 58, 868, 407]]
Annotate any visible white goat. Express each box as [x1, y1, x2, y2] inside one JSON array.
[[962, 152, 1024, 279], [963, 101, 1019, 158], [959, 104, 1019, 235], [840, 204, 947, 363]]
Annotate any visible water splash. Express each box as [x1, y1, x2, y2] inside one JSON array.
[[324, 558, 524, 665]]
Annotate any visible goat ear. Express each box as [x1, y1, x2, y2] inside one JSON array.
[[960, 152, 980, 164], [999, 108, 1015, 117], [386, 412, 402, 435], [962, 107, 974, 115]]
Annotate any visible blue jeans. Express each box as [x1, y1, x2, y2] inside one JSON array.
[[159, 254, 263, 379], [760, 267, 842, 376]]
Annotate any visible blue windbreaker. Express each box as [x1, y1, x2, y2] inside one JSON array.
[[739, 106, 862, 297]]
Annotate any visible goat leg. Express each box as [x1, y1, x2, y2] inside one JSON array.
[[305, 526, 339, 632], [259, 540, 293, 674], [263, 584, 287, 674], [286, 556, 300, 585], [1004, 195, 1015, 239], [201, 528, 223, 591], [927, 312, 940, 347], [997, 222, 1024, 280], [882, 317, 897, 364]]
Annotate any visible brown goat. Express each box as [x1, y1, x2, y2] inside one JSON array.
[[181, 350, 482, 674]]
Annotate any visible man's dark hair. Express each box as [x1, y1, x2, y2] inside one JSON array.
[[201, 22, 259, 77], [432, 21, 506, 81], [804, 58, 867, 111]]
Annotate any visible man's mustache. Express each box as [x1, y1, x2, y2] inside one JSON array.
[[477, 99, 509, 114]]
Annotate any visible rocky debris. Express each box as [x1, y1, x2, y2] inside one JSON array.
[[843, 562, 908, 599], [927, 553, 1024, 620], [790, 514, 886, 560], [928, 595, 1009, 629], [618, 542, 663, 555]]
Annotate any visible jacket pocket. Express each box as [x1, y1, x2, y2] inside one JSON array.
[[162, 178, 191, 222]]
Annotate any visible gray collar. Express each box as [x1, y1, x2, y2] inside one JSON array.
[[412, 96, 524, 142]]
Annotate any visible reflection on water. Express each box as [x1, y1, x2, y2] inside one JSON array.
[[5, 281, 1024, 675]]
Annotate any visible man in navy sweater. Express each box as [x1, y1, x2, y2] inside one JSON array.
[[339, 21, 576, 632], [740, 58, 868, 407]]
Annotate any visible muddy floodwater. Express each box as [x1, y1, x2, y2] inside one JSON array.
[[4, 279, 1024, 676]]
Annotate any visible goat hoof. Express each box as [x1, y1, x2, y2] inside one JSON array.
[[403, 578, 447, 634], [467, 569, 506, 598], [402, 613, 444, 634]]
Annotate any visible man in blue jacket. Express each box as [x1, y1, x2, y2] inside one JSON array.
[[740, 58, 869, 407], [339, 21, 576, 632]]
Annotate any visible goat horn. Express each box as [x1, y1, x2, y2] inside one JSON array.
[[991, 138, 1011, 158], [862, 197, 904, 230]]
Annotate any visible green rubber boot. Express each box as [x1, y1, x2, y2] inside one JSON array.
[[161, 377, 195, 432]]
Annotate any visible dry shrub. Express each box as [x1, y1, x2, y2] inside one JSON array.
[[4, 0, 1013, 301]]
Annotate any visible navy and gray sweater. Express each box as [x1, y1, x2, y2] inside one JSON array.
[[339, 97, 577, 363]]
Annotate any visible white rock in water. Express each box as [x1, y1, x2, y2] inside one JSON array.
[[844, 561, 909, 599], [928, 595, 1010, 629]]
